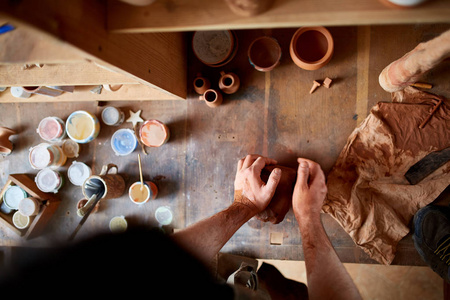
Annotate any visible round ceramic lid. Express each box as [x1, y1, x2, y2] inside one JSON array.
[[37, 117, 63, 141], [62, 139, 80, 158], [192, 30, 233, 65], [35, 168, 61, 193], [3, 186, 27, 209], [68, 161, 92, 186], [111, 128, 137, 156], [102, 107, 121, 125], [29, 144, 53, 169]]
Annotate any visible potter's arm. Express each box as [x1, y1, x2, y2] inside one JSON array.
[[379, 29, 450, 92], [172, 155, 281, 266]]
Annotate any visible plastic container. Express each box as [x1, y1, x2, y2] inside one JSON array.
[[61, 139, 80, 158], [68, 161, 92, 186], [139, 120, 170, 147], [18, 197, 41, 216], [29, 143, 67, 169], [3, 185, 27, 210], [128, 181, 158, 204], [109, 215, 127, 233], [36, 117, 66, 142], [111, 128, 138, 156], [101, 106, 125, 126], [35, 168, 64, 193], [155, 206, 173, 226], [66, 110, 100, 144], [13, 211, 30, 229]]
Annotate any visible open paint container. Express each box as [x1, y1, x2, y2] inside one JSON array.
[[66, 110, 100, 144], [128, 181, 158, 204], [3, 185, 28, 210], [139, 120, 170, 147], [111, 128, 138, 156], [29, 143, 67, 169]]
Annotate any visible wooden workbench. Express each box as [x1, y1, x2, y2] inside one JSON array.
[[0, 24, 449, 265]]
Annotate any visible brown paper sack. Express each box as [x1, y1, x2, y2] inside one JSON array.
[[323, 87, 450, 264]]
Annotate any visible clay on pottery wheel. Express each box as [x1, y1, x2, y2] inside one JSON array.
[[219, 71, 240, 94], [224, 0, 273, 16], [258, 165, 297, 224], [0, 127, 16, 155], [290, 27, 334, 71]]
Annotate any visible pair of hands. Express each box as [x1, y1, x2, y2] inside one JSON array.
[[234, 154, 327, 220]]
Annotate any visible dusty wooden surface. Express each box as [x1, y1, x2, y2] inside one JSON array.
[[0, 24, 449, 265]]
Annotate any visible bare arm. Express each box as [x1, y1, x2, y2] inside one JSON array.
[[293, 158, 362, 300], [172, 155, 281, 265]]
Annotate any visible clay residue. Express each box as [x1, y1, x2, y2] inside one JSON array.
[[323, 87, 450, 265]]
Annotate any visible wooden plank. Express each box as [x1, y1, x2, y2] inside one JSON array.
[[0, 84, 180, 103], [107, 0, 450, 33], [0, 62, 140, 87], [0, 0, 187, 100]]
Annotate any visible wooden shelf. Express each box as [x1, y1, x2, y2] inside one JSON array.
[[0, 62, 140, 87], [0, 84, 180, 103], [107, 0, 450, 33]]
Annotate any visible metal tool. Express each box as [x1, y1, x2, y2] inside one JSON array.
[[68, 194, 100, 241], [405, 147, 450, 185]]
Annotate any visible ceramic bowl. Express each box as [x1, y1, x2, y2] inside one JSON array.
[[248, 36, 282, 72], [290, 27, 334, 71]]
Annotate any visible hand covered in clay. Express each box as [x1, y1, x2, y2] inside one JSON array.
[[292, 158, 327, 220], [234, 154, 282, 215]]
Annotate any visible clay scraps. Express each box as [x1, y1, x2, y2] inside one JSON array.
[[323, 87, 450, 265]]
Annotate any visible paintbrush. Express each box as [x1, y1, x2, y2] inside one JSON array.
[[138, 153, 144, 191]]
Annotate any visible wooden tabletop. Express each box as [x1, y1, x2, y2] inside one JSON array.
[[0, 24, 449, 265]]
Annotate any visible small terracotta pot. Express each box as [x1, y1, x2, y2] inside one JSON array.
[[199, 89, 223, 108], [248, 36, 282, 72], [290, 26, 334, 71], [224, 0, 274, 16], [219, 71, 240, 94], [0, 127, 16, 155], [193, 73, 211, 95]]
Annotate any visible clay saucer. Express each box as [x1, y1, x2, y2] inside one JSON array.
[[192, 30, 235, 66], [290, 26, 334, 71]]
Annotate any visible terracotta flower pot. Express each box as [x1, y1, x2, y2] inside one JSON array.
[[248, 36, 282, 72], [193, 73, 211, 95], [290, 27, 334, 70], [199, 89, 223, 108], [0, 127, 16, 155], [219, 71, 240, 94]]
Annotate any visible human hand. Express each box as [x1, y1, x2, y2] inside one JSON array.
[[292, 158, 327, 221], [234, 154, 282, 215]]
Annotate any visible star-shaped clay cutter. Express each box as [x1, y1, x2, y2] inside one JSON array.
[[127, 110, 144, 127]]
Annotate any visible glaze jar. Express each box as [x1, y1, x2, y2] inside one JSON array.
[[290, 26, 334, 70], [219, 71, 240, 94], [36, 116, 66, 142], [18, 197, 41, 217], [111, 128, 138, 156], [35, 168, 64, 193], [199, 89, 223, 108], [248, 36, 282, 72], [139, 120, 170, 147], [29, 143, 67, 169], [66, 110, 100, 144], [129, 181, 158, 204]]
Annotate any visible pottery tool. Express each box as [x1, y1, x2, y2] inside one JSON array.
[[419, 98, 443, 129], [309, 80, 321, 94], [405, 147, 450, 185], [69, 193, 100, 241], [138, 153, 144, 191], [410, 82, 433, 89], [323, 77, 333, 88]]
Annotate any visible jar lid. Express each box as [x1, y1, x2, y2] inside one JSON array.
[[61, 139, 80, 158], [109, 215, 127, 233], [4, 185, 27, 209], [18, 197, 41, 216], [155, 206, 173, 226], [35, 168, 61, 193], [102, 107, 121, 125], [29, 144, 53, 169], [68, 161, 92, 186], [37, 117, 64, 141], [13, 211, 30, 229]]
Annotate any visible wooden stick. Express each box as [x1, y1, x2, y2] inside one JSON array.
[[419, 98, 443, 129], [138, 153, 144, 190], [410, 82, 433, 89]]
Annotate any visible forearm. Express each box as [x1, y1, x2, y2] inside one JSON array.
[[172, 202, 255, 265], [297, 214, 362, 300]]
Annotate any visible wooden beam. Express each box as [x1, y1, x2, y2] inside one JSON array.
[[106, 0, 450, 33], [0, 0, 187, 100]]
